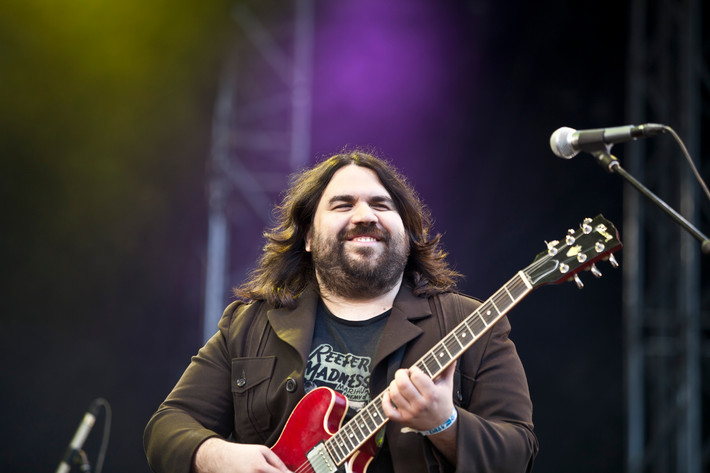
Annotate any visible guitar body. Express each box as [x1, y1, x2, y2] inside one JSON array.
[[272, 387, 377, 473]]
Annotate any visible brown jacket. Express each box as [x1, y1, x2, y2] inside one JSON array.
[[144, 284, 538, 473]]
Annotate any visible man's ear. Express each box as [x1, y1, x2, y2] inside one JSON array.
[[305, 229, 312, 252]]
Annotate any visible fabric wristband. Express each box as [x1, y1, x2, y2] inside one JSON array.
[[418, 407, 458, 436]]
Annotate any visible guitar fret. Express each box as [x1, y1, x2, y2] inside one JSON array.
[[480, 304, 498, 325], [329, 439, 346, 464], [420, 357, 437, 377], [356, 410, 373, 437], [329, 434, 347, 462], [443, 334, 462, 356], [449, 331, 465, 349], [490, 298, 505, 316], [429, 342, 452, 367], [501, 286, 515, 307], [439, 341, 453, 359], [350, 418, 364, 439], [486, 301, 499, 321], [468, 315, 486, 335], [514, 281, 528, 296], [493, 289, 514, 308], [347, 423, 360, 442], [372, 401, 385, 422], [509, 277, 530, 298], [339, 425, 356, 451], [343, 425, 359, 451], [426, 350, 441, 367], [372, 400, 386, 425], [362, 407, 377, 432]]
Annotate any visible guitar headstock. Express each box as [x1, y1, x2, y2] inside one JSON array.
[[524, 214, 622, 289]]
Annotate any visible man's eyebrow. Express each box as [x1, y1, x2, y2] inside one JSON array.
[[327, 194, 356, 204], [327, 194, 394, 205]]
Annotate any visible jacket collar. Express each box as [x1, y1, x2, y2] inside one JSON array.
[[266, 283, 432, 367], [266, 285, 320, 365], [373, 284, 431, 368]]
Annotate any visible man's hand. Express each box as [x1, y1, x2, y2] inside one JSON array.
[[382, 363, 456, 431], [382, 362, 458, 465], [193, 438, 293, 473]]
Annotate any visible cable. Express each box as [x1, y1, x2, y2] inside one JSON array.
[[662, 125, 710, 203], [92, 398, 112, 473]]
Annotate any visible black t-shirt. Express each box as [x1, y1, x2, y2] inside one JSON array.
[[304, 301, 395, 473], [305, 301, 390, 418]]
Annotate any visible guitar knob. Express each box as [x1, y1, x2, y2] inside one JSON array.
[[573, 274, 584, 289], [590, 264, 602, 278], [608, 253, 619, 268]]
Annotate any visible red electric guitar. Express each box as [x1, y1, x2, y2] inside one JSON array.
[[271, 214, 623, 473]]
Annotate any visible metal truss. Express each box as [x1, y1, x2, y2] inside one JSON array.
[[624, 0, 709, 471], [202, 0, 314, 342]]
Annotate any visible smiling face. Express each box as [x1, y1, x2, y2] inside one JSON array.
[[305, 164, 410, 299]]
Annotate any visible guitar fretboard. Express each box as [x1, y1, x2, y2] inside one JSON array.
[[323, 270, 534, 465]]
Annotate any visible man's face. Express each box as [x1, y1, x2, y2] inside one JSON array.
[[305, 164, 410, 299]]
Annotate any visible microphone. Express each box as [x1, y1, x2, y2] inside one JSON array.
[[550, 123, 666, 159], [55, 400, 102, 473]]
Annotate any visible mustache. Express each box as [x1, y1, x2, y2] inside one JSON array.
[[338, 223, 389, 242]]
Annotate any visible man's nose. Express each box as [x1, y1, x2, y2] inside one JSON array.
[[351, 202, 378, 224]]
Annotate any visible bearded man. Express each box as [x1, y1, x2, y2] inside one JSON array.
[[144, 150, 538, 473]]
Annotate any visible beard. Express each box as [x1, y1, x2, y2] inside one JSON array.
[[309, 223, 410, 300]]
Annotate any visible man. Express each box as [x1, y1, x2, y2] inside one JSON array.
[[144, 150, 538, 473]]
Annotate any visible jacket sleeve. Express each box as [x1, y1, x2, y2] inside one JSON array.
[[447, 313, 538, 472], [143, 302, 243, 473]]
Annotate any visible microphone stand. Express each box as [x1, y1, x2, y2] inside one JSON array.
[[592, 150, 710, 254]]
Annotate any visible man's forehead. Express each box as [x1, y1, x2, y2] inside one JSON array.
[[320, 165, 391, 200]]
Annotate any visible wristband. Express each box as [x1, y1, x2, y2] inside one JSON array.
[[417, 407, 458, 436]]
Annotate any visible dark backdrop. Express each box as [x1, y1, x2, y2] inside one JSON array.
[[1, 1, 632, 471]]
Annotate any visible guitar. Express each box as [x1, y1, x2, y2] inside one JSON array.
[[271, 214, 623, 473]]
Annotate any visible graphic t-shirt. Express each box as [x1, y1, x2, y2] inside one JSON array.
[[305, 301, 390, 418]]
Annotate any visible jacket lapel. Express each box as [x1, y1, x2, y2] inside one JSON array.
[[373, 285, 432, 370], [266, 287, 320, 365], [266, 284, 432, 374]]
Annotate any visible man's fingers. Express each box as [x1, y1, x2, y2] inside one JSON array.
[[262, 447, 292, 472]]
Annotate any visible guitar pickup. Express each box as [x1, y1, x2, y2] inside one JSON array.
[[306, 442, 338, 473]]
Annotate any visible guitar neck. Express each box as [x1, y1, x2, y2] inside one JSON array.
[[324, 270, 534, 466]]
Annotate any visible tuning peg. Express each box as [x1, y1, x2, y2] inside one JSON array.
[[608, 253, 619, 268], [590, 264, 602, 278], [582, 218, 593, 234], [545, 240, 559, 256], [566, 229, 576, 245], [573, 274, 584, 289]]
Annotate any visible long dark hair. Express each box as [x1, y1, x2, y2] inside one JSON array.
[[234, 149, 461, 308]]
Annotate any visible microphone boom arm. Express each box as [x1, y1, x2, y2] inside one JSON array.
[[592, 150, 710, 254]]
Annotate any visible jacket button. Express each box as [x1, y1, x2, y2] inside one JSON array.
[[456, 390, 463, 402], [236, 377, 247, 387], [285, 378, 297, 393]]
